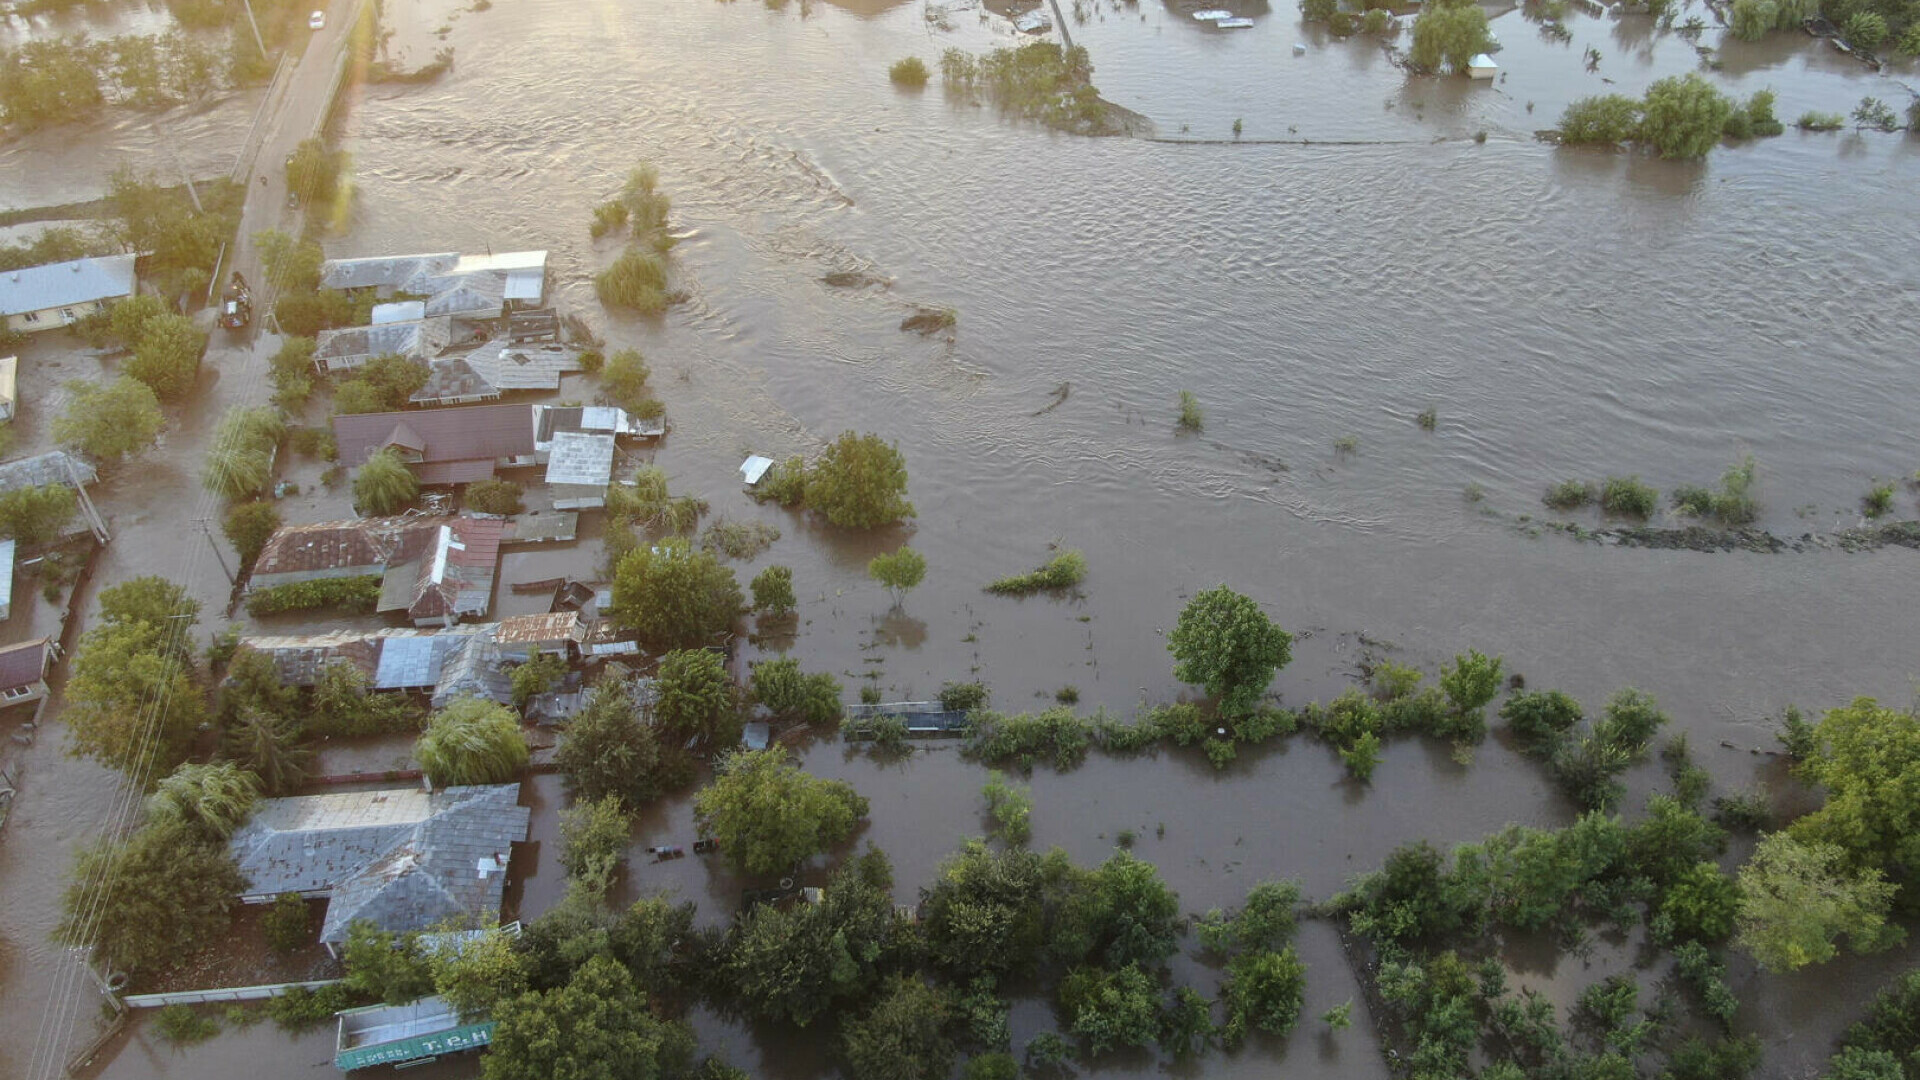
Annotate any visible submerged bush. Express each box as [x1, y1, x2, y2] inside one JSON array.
[[1599, 475, 1658, 518], [595, 247, 670, 314], [1544, 479, 1598, 510], [889, 56, 930, 87], [1559, 94, 1642, 145], [986, 549, 1087, 595]]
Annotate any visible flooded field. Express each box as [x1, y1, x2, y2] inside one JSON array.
[[1, 0, 1918, 1076]]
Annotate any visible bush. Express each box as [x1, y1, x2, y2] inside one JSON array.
[[805, 431, 915, 528], [750, 564, 796, 615], [987, 549, 1087, 595], [263, 893, 311, 953], [751, 657, 843, 727], [1844, 11, 1888, 48], [288, 425, 336, 459], [1409, 0, 1493, 74], [1559, 94, 1642, 145], [1058, 964, 1160, 1055], [595, 247, 670, 314], [655, 648, 741, 749], [1361, 8, 1391, 33], [465, 478, 524, 516], [889, 56, 930, 87], [701, 518, 781, 560], [1744, 89, 1784, 136], [1169, 586, 1292, 717], [1502, 689, 1584, 752], [54, 376, 165, 464], [1176, 390, 1203, 432], [1544, 479, 1597, 509], [608, 536, 744, 652], [942, 681, 990, 712], [1639, 74, 1734, 159], [1728, 0, 1776, 39], [600, 348, 657, 416], [154, 1004, 221, 1045], [1300, 0, 1337, 20], [1599, 475, 1658, 518], [0, 484, 79, 546], [1852, 95, 1898, 131], [694, 747, 868, 875], [1797, 110, 1846, 130], [1864, 482, 1895, 518], [1220, 948, 1307, 1044], [964, 708, 1094, 771], [245, 574, 381, 615], [1673, 455, 1758, 525], [981, 771, 1033, 843]]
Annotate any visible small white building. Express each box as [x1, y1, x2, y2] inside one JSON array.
[[0, 356, 16, 422], [0, 255, 139, 334], [1467, 54, 1498, 79]]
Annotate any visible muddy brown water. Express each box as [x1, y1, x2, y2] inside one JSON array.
[[3, 0, 1920, 1076]]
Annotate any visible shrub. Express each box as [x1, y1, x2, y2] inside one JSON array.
[[748, 455, 808, 507], [351, 447, 418, 515], [1844, 12, 1888, 48], [694, 747, 868, 874], [1640, 74, 1734, 159], [1852, 95, 1898, 131], [588, 201, 628, 240], [889, 56, 930, 87], [1902, 24, 1920, 56], [466, 478, 524, 516], [263, 893, 311, 953], [595, 247, 670, 313], [963, 708, 1094, 771], [1177, 390, 1203, 432], [608, 537, 744, 651], [245, 574, 381, 615], [1728, 0, 1776, 39], [1329, 10, 1356, 33], [986, 549, 1087, 595], [600, 348, 656, 415], [1559, 94, 1643, 144], [981, 771, 1033, 843], [559, 794, 631, 891], [1599, 475, 1658, 518], [1863, 482, 1895, 518], [0, 484, 78, 546], [288, 425, 336, 459], [805, 431, 915, 528], [1361, 8, 1391, 33], [750, 564, 797, 614], [1220, 948, 1307, 1044], [656, 648, 741, 749], [751, 657, 842, 727], [154, 1004, 221, 1045], [1544, 479, 1597, 509], [1744, 88, 1784, 136], [1797, 111, 1845, 130], [509, 652, 566, 710], [701, 518, 781, 560], [941, 681, 990, 713], [1408, 0, 1492, 73]]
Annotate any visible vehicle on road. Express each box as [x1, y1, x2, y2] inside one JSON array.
[[219, 272, 252, 331], [309, 10, 326, 29]]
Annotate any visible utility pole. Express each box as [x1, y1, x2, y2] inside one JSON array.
[[238, 0, 269, 60], [1047, 0, 1074, 50], [197, 518, 234, 584]]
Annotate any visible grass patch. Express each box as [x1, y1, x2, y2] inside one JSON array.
[[1864, 481, 1895, 519], [700, 518, 781, 560], [1178, 391, 1203, 432], [1796, 111, 1845, 131], [1544, 479, 1596, 510], [1670, 455, 1757, 526], [1599, 475, 1658, 518], [986, 549, 1087, 596]]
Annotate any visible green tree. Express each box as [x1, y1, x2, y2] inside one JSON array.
[[65, 621, 206, 782], [352, 447, 419, 515], [220, 706, 310, 795], [920, 842, 1076, 979], [123, 312, 204, 399], [560, 794, 631, 894], [426, 926, 528, 1022], [0, 484, 79, 547], [465, 478, 524, 515], [608, 536, 744, 652], [694, 747, 869, 875], [55, 820, 244, 976], [253, 229, 324, 292], [1501, 689, 1584, 752], [655, 648, 740, 750], [1220, 948, 1307, 1044], [54, 376, 165, 464], [1058, 963, 1160, 1055], [203, 405, 286, 498], [335, 354, 431, 413], [268, 334, 317, 407], [1844, 12, 1889, 48], [981, 771, 1034, 844], [750, 657, 843, 727], [841, 975, 956, 1080], [1167, 585, 1292, 717], [1409, 0, 1493, 74], [263, 893, 312, 954], [1825, 1047, 1904, 1080], [342, 922, 435, 1005], [869, 546, 927, 605], [108, 294, 168, 347], [509, 652, 566, 710], [1735, 832, 1899, 972], [222, 501, 282, 568], [803, 431, 915, 528], [719, 848, 897, 1025], [1437, 648, 1503, 741], [1057, 850, 1181, 970], [750, 564, 797, 615], [1639, 73, 1735, 159], [284, 137, 345, 205], [556, 680, 676, 808], [414, 697, 528, 786], [1659, 861, 1742, 942], [1789, 698, 1920, 882], [600, 348, 659, 416], [145, 760, 261, 840]]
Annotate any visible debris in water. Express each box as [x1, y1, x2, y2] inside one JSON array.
[[1031, 382, 1071, 416]]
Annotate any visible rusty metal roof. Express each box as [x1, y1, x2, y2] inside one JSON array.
[[334, 405, 535, 472]]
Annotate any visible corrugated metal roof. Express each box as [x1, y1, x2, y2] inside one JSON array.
[[0, 451, 97, 493], [314, 318, 450, 373], [0, 255, 137, 317], [494, 611, 579, 645], [335, 404, 535, 470], [371, 301, 427, 325], [544, 432, 614, 488], [319, 253, 459, 291]]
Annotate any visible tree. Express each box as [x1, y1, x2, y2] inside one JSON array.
[[560, 794, 631, 893], [1845, 12, 1889, 48], [414, 697, 528, 786], [65, 621, 206, 782], [655, 648, 740, 750], [352, 447, 419, 515], [55, 821, 245, 976], [1851, 95, 1898, 131], [1639, 74, 1735, 159], [145, 761, 261, 840], [1501, 689, 1584, 752], [0, 483, 79, 547], [1735, 832, 1899, 972], [841, 975, 957, 1080], [1789, 698, 1920, 882], [107, 294, 168, 347], [220, 706, 310, 795], [510, 652, 566, 710], [425, 926, 528, 1021], [750, 657, 843, 727], [203, 405, 286, 498], [981, 771, 1033, 844], [694, 747, 869, 875], [1057, 851, 1181, 970], [720, 849, 897, 1025], [1167, 585, 1292, 717], [284, 136, 345, 205], [254, 229, 324, 292], [608, 536, 744, 652], [263, 893, 312, 953], [803, 431, 915, 529], [342, 922, 435, 1005], [1058, 963, 1160, 1055], [221, 501, 283, 570], [123, 312, 204, 399], [465, 478, 524, 515], [601, 349, 659, 415], [1437, 649, 1503, 742], [556, 680, 676, 808], [336, 354, 431, 413], [1659, 861, 1741, 942], [751, 564, 797, 615], [1220, 948, 1307, 1044], [54, 376, 164, 464], [869, 546, 927, 606], [1408, 0, 1493, 74], [921, 842, 1074, 979], [1825, 1047, 1903, 1080]]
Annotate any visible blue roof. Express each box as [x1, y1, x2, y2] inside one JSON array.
[[0, 255, 137, 317]]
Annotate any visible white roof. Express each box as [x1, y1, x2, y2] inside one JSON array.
[[740, 455, 774, 485], [1468, 53, 1497, 67], [0, 255, 138, 317], [544, 431, 615, 487], [450, 251, 547, 275], [371, 300, 427, 325]]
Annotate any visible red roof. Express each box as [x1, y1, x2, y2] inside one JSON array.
[[333, 405, 534, 480]]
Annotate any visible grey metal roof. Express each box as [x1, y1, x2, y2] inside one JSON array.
[[430, 638, 513, 708], [228, 784, 529, 944], [314, 318, 450, 372], [0, 451, 97, 493], [320, 253, 460, 291], [543, 432, 614, 488], [0, 255, 137, 317]]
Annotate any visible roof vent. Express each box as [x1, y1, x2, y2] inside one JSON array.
[[72, 263, 82, 272]]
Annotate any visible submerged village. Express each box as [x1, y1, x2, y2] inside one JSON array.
[[3, 1, 1920, 1080]]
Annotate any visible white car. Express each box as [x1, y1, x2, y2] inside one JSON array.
[[309, 10, 326, 29]]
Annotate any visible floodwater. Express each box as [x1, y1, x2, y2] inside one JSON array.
[[2, 0, 1919, 1075]]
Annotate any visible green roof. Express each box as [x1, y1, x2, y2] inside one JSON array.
[[333, 997, 494, 1071]]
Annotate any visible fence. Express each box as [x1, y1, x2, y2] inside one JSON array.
[[122, 978, 342, 1009]]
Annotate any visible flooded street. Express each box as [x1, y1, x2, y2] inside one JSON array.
[[2, 0, 1918, 1075]]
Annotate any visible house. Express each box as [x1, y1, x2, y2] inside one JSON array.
[[238, 623, 519, 706], [410, 342, 586, 407], [320, 250, 549, 316], [333, 404, 537, 485], [0, 637, 55, 707], [0, 356, 16, 422], [542, 431, 615, 510], [493, 612, 582, 659], [229, 784, 532, 951], [1467, 54, 1498, 79], [0, 451, 97, 494], [535, 404, 664, 443], [0, 255, 138, 334], [312, 317, 454, 374], [249, 515, 506, 626]]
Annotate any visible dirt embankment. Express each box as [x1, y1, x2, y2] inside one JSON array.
[[1547, 521, 1920, 554]]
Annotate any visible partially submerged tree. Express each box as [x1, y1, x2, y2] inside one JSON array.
[[1167, 585, 1292, 717], [222, 501, 283, 569], [607, 536, 744, 652], [53, 376, 165, 465], [655, 648, 741, 751], [694, 747, 869, 875], [351, 447, 419, 516], [123, 312, 205, 399], [1408, 0, 1493, 74], [55, 820, 245, 976], [1736, 832, 1899, 972], [750, 564, 797, 615], [203, 405, 286, 498], [751, 657, 843, 727], [64, 579, 205, 782], [803, 431, 915, 529], [868, 546, 927, 606], [555, 679, 677, 808], [145, 760, 261, 840], [842, 975, 957, 1080], [414, 697, 529, 787]]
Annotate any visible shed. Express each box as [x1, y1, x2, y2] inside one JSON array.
[[0, 636, 52, 706], [0, 356, 16, 422], [739, 456, 775, 486], [334, 996, 493, 1072], [1467, 54, 1498, 79]]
